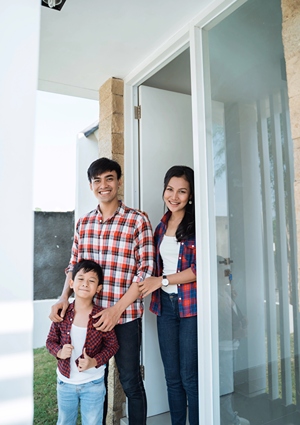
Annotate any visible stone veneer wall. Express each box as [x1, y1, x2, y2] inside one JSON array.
[[281, 1, 300, 293], [99, 77, 125, 199], [98, 77, 126, 424]]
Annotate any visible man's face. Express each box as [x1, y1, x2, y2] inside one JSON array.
[[90, 170, 120, 205]]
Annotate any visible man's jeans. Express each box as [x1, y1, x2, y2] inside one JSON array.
[[157, 290, 198, 425], [57, 376, 105, 425], [114, 318, 147, 425]]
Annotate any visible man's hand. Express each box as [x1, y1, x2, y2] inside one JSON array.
[[78, 348, 97, 372], [49, 298, 70, 322], [93, 305, 121, 332], [57, 344, 73, 359]]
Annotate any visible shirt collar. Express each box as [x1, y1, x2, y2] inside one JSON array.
[[96, 200, 125, 219], [161, 210, 172, 226]]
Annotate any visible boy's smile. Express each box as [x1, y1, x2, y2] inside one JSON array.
[[70, 270, 101, 299]]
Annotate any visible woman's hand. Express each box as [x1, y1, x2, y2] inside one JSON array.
[[138, 276, 162, 298]]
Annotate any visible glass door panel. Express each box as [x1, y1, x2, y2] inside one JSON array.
[[204, 0, 300, 424]]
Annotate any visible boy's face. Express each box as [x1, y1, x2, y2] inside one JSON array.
[[89, 170, 120, 205], [70, 269, 102, 299]]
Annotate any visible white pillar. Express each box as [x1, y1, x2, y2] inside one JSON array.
[[0, 1, 40, 423], [75, 130, 99, 223]]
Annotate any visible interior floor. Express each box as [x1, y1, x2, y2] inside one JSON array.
[[120, 394, 300, 425], [233, 392, 300, 425]]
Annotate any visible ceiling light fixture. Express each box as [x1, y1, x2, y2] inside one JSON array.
[[41, 0, 67, 10], [42, 0, 62, 8]]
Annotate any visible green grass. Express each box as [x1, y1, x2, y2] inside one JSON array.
[[34, 347, 58, 424], [34, 347, 82, 424]]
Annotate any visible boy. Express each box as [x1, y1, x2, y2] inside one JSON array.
[[46, 259, 119, 425]]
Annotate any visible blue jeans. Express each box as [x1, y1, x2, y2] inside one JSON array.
[[114, 318, 147, 425], [157, 290, 199, 425], [57, 376, 105, 425]]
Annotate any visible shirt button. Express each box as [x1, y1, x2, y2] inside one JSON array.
[[179, 257, 181, 260], [177, 270, 180, 273], [179, 298, 182, 301], [192, 245, 194, 248], [178, 284, 180, 287], [67, 332, 70, 335], [70, 318, 72, 321]]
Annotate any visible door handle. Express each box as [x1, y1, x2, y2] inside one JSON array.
[[218, 257, 233, 265]]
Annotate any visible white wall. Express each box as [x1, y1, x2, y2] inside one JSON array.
[[75, 132, 99, 223], [0, 1, 40, 423]]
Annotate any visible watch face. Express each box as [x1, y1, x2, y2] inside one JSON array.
[[162, 278, 169, 287]]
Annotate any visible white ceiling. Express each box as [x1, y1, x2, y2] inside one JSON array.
[[38, 0, 212, 100]]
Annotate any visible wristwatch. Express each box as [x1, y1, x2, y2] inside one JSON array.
[[162, 275, 169, 287]]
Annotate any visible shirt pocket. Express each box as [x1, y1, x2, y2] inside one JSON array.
[[183, 240, 196, 273]]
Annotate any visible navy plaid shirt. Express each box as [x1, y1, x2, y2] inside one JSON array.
[[46, 302, 119, 378], [150, 211, 197, 317]]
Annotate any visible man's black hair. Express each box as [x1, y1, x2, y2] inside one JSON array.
[[87, 157, 122, 182]]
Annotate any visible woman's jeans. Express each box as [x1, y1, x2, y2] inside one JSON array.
[[157, 290, 198, 425], [114, 318, 147, 425], [57, 376, 105, 425]]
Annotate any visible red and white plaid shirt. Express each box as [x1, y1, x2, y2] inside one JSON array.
[[66, 202, 155, 324]]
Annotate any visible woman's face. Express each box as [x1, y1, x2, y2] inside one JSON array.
[[163, 176, 191, 214]]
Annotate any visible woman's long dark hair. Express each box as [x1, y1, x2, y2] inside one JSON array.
[[163, 165, 195, 242]]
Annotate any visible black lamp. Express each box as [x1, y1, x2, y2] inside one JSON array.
[[41, 0, 67, 11]]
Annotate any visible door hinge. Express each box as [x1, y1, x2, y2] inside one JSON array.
[[135, 105, 141, 120], [140, 364, 145, 380]]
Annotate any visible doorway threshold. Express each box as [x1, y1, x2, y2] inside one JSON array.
[[120, 412, 189, 424]]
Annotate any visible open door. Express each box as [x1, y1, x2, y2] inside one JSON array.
[[139, 85, 193, 417]]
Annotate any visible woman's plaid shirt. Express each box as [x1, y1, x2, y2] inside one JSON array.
[[150, 211, 197, 318], [66, 202, 155, 324]]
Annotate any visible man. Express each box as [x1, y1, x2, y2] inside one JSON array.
[[49, 157, 155, 425]]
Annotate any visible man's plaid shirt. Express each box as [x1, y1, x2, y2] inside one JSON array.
[[66, 202, 155, 323], [46, 302, 119, 378], [150, 210, 197, 318]]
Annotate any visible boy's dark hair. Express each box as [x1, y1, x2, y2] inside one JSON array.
[[87, 157, 122, 182], [72, 260, 104, 286], [163, 165, 195, 241]]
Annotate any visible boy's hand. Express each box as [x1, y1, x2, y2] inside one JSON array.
[[49, 298, 70, 322], [57, 344, 73, 359], [78, 348, 97, 372]]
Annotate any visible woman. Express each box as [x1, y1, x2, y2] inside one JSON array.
[[139, 165, 198, 425]]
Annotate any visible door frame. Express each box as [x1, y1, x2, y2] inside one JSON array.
[[124, 1, 245, 424]]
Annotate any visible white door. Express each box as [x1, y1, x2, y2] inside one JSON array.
[[139, 85, 193, 417]]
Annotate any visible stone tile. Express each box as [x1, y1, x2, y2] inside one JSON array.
[[111, 133, 124, 155], [100, 94, 124, 122], [293, 139, 300, 182], [281, 0, 300, 22], [289, 95, 300, 139], [282, 14, 300, 60], [111, 113, 124, 133], [99, 77, 124, 102], [285, 55, 300, 99]]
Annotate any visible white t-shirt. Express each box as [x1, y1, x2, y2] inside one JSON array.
[[160, 235, 180, 294], [57, 324, 105, 384]]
